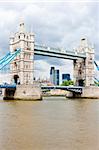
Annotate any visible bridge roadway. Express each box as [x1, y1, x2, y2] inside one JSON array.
[[41, 86, 83, 94], [34, 44, 86, 60], [0, 84, 83, 94]]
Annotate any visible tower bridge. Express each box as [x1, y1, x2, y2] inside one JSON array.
[[9, 21, 94, 87], [0, 21, 99, 100]]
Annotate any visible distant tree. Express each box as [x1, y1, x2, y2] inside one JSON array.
[[61, 80, 74, 86]]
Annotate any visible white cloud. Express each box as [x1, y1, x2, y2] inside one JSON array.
[[34, 58, 73, 83], [34, 59, 50, 80]]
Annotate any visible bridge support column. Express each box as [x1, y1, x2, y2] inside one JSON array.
[[14, 84, 42, 100], [85, 48, 94, 86], [73, 38, 94, 86], [66, 86, 99, 99], [3, 83, 42, 100], [73, 59, 85, 86]]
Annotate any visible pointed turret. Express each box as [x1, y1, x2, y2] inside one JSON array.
[[19, 19, 25, 33]]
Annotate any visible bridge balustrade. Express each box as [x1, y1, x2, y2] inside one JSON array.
[[34, 44, 86, 58], [49, 47, 61, 52], [34, 45, 48, 50]]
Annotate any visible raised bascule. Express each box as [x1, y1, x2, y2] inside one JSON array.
[[0, 21, 99, 99]]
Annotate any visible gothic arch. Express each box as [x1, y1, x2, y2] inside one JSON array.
[[13, 74, 20, 84]]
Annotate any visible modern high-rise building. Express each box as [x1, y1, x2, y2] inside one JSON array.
[[50, 67, 55, 85], [62, 73, 71, 83], [55, 70, 59, 85], [50, 67, 60, 85]]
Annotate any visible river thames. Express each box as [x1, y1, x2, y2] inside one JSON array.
[[0, 97, 99, 150]]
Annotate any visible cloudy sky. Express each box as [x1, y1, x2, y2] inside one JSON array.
[[0, 0, 99, 82]]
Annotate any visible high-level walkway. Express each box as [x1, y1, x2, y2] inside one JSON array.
[[34, 44, 86, 60]]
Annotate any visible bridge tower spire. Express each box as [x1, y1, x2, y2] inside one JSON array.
[[10, 21, 35, 84], [73, 38, 94, 86]]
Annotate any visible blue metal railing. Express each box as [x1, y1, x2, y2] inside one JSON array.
[[0, 83, 16, 88]]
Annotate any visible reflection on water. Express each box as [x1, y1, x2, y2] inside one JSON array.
[[0, 97, 99, 150]]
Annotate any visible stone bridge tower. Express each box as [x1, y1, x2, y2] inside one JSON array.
[[10, 21, 34, 84], [73, 38, 94, 86]]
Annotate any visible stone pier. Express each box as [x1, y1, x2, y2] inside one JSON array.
[[67, 86, 99, 99], [81, 86, 99, 98], [4, 84, 42, 100]]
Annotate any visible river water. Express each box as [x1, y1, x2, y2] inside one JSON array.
[[0, 97, 99, 150]]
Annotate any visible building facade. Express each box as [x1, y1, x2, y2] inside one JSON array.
[[50, 67, 60, 85], [50, 67, 55, 85], [10, 21, 34, 84], [62, 73, 71, 83], [55, 69, 60, 85]]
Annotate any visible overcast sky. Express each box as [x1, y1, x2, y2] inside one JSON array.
[[0, 0, 98, 81]]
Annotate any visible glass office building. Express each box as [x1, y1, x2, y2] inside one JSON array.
[[62, 74, 71, 83], [50, 67, 60, 85], [55, 70, 59, 85]]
